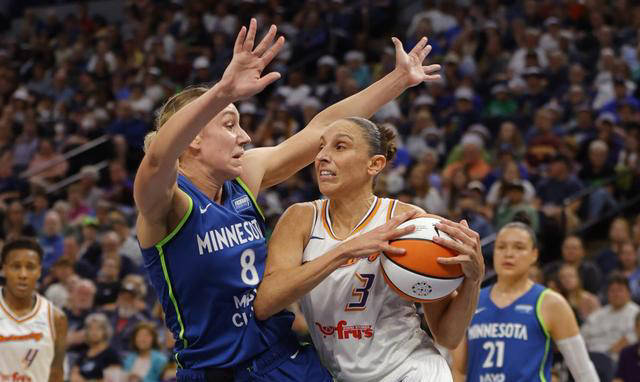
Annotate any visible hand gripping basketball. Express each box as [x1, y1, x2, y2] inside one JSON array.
[[340, 210, 419, 259], [431, 219, 485, 283]]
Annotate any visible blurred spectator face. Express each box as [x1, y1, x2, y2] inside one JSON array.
[[528, 264, 543, 283], [86, 320, 107, 345], [7, 202, 24, 225], [619, 242, 638, 270], [82, 224, 98, 242], [568, 86, 585, 105], [109, 162, 128, 184], [548, 159, 568, 180], [51, 257, 74, 282], [99, 257, 120, 281], [499, 121, 517, 142], [116, 100, 133, 119], [72, 280, 96, 310], [451, 169, 468, 190], [502, 161, 520, 182], [63, 236, 79, 258], [610, 218, 631, 243], [134, 327, 154, 352], [505, 187, 525, 204], [408, 164, 427, 190], [455, 97, 473, 113], [534, 109, 553, 132], [608, 281, 631, 309], [562, 236, 585, 263], [43, 211, 62, 236], [288, 71, 303, 87], [462, 141, 482, 163], [568, 64, 585, 84], [101, 231, 122, 254], [557, 264, 580, 292], [0, 152, 12, 178], [588, 140, 608, 168]]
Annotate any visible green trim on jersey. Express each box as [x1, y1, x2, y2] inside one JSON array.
[[535, 288, 551, 382]]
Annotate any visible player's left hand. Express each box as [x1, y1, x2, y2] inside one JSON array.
[[391, 36, 441, 88], [432, 219, 485, 283]]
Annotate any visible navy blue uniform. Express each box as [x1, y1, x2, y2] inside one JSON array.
[[466, 284, 552, 382], [141, 174, 331, 381]]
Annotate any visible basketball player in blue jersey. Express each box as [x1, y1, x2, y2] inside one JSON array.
[[134, 17, 442, 382], [451, 222, 599, 382], [254, 117, 484, 381]]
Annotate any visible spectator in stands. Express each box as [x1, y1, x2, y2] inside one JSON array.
[[486, 159, 536, 210], [618, 241, 640, 303], [108, 210, 142, 267], [407, 161, 446, 216], [442, 133, 491, 182], [40, 210, 64, 272], [123, 322, 168, 382], [27, 137, 69, 183], [536, 154, 583, 223], [494, 180, 539, 232], [543, 235, 602, 295], [556, 263, 600, 325], [597, 217, 633, 276], [103, 281, 148, 353], [582, 272, 640, 362], [0, 200, 36, 240], [28, 190, 49, 234], [614, 312, 640, 382], [64, 279, 97, 357], [71, 312, 122, 382]]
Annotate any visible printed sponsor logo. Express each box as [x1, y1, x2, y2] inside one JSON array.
[[232, 196, 252, 213], [515, 304, 533, 314], [314, 320, 374, 340]]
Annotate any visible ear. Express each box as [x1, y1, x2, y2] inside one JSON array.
[[367, 155, 387, 177], [189, 134, 203, 151], [530, 248, 539, 267]]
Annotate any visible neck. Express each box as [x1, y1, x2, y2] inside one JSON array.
[[328, 188, 376, 237], [2, 287, 35, 312], [494, 275, 533, 295], [179, 164, 225, 203], [139, 349, 151, 357], [89, 342, 108, 353]]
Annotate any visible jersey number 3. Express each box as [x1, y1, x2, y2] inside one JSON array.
[[345, 273, 375, 311]]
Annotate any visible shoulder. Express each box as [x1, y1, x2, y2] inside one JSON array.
[[540, 288, 574, 323], [273, 202, 317, 238], [282, 202, 317, 221], [540, 288, 569, 310], [392, 200, 427, 216], [50, 303, 68, 334]]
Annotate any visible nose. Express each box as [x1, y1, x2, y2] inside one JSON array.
[[315, 145, 331, 164], [237, 126, 251, 146]]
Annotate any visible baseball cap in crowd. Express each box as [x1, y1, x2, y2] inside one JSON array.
[[424, 127, 443, 138], [344, 50, 365, 62], [193, 56, 210, 70], [491, 84, 508, 95], [549, 153, 572, 166], [467, 180, 486, 194], [413, 95, 434, 108], [503, 180, 525, 192], [444, 52, 460, 65], [596, 112, 617, 125], [523, 66, 543, 78], [82, 216, 99, 227], [317, 55, 337, 67], [544, 17, 560, 28], [239, 102, 257, 115], [120, 282, 138, 295], [468, 124, 490, 142], [12, 87, 30, 102], [454, 87, 474, 101]]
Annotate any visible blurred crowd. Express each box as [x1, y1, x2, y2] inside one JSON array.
[[2, 0, 640, 380]]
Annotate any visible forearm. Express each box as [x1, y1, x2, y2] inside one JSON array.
[[429, 278, 481, 349], [48, 367, 63, 382], [312, 69, 409, 126], [255, 246, 348, 320]]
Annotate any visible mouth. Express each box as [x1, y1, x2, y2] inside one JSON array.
[[317, 169, 336, 181], [232, 151, 244, 159], [501, 262, 515, 268]]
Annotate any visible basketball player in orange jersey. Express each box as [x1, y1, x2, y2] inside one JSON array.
[[450, 223, 599, 381], [0, 237, 67, 382], [254, 117, 484, 381]]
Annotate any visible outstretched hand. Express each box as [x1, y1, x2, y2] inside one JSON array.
[[392, 37, 441, 88], [220, 18, 285, 101]]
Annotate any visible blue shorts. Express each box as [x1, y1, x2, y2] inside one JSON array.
[[176, 335, 332, 382]]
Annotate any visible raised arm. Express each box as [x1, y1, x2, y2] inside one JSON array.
[[48, 306, 68, 382], [542, 290, 599, 382], [254, 204, 417, 320], [241, 37, 441, 195], [133, 19, 284, 223]]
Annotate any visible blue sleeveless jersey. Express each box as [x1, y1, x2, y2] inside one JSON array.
[[141, 174, 294, 369], [467, 284, 552, 382]]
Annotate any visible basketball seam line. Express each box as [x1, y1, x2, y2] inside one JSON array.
[[382, 253, 464, 280]]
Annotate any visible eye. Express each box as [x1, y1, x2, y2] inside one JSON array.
[[336, 143, 346, 150]]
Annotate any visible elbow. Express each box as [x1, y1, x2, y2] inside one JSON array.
[[433, 332, 463, 350]]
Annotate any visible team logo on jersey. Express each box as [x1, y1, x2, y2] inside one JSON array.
[[0, 332, 43, 343], [314, 320, 374, 340], [0, 372, 32, 382], [232, 195, 252, 213], [515, 304, 534, 314]]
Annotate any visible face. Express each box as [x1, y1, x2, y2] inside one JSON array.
[[493, 228, 537, 279], [610, 219, 631, 242], [86, 320, 106, 345], [315, 120, 383, 198], [193, 104, 250, 180], [558, 265, 580, 291], [135, 328, 154, 351], [2, 249, 41, 299], [562, 236, 584, 263], [608, 282, 630, 309], [619, 243, 637, 270]]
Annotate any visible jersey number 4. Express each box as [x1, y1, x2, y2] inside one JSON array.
[[482, 340, 505, 368], [345, 273, 375, 311]]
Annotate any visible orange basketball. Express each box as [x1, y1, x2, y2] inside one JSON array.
[[381, 217, 464, 303]]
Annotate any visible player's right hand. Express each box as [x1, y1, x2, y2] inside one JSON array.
[[340, 210, 418, 259], [219, 18, 285, 101]]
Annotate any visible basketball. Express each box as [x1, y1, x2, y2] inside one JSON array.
[[381, 217, 464, 303]]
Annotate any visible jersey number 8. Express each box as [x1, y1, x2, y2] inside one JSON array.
[[240, 249, 260, 285]]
